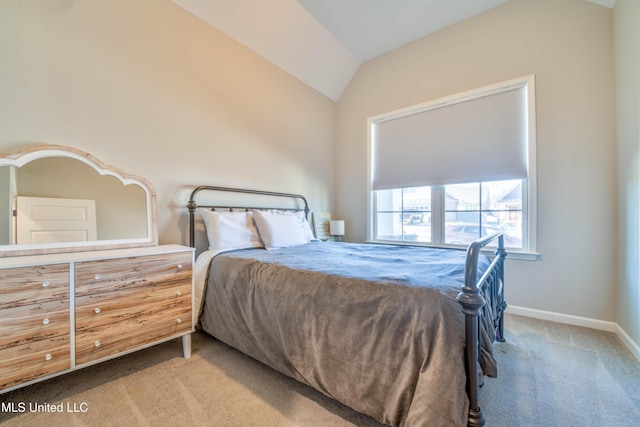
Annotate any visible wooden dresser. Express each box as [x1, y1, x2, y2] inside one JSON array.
[[0, 244, 194, 393]]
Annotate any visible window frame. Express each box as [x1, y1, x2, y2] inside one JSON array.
[[366, 76, 538, 259]]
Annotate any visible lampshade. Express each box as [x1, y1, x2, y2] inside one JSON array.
[[330, 220, 345, 236]]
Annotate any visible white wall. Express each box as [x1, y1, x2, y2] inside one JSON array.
[[0, 0, 336, 253], [614, 0, 640, 348], [336, 0, 617, 322]]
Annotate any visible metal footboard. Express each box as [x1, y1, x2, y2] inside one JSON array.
[[457, 232, 507, 427]]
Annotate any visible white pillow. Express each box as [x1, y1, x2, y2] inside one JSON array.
[[200, 210, 263, 251], [298, 214, 317, 242], [259, 209, 317, 242], [252, 210, 309, 249]]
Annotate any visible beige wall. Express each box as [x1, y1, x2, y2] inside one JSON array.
[[336, 0, 617, 321], [614, 0, 640, 347], [0, 0, 336, 252]]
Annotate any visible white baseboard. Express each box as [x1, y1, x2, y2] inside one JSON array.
[[506, 305, 640, 362], [613, 323, 640, 363]]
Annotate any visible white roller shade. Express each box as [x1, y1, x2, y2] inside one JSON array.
[[371, 80, 530, 190]]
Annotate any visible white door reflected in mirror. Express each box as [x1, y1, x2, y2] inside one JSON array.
[[16, 196, 97, 245]]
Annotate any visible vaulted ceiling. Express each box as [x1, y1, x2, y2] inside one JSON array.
[[171, 0, 616, 101]]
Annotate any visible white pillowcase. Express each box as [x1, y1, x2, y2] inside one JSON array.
[[252, 210, 310, 249], [259, 209, 317, 242], [200, 210, 263, 251], [298, 213, 317, 242]]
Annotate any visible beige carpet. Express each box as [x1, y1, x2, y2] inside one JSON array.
[[1, 314, 639, 427], [0, 329, 386, 427]]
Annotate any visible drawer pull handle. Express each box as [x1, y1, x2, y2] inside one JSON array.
[[45, 354, 52, 361], [94, 341, 100, 347], [42, 318, 50, 325], [42, 281, 50, 288], [94, 274, 101, 280], [176, 291, 182, 297], [176, 319, 182, 324], [94, 307, 101, 314], [177, 264, 183, 270]]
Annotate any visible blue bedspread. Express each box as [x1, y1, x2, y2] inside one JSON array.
[[222, 241, 489, 290]]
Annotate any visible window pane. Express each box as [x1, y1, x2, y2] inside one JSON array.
[[482, 180, 523, 249], [498, 211, 522, 248], [444, 183, 479, 245], [445, 213, 480, 245], [404, 212, 431, 243], [402, 187, 431, 243], [445, 183, 480, 213], [377, 188, 402, 211], [376, 212, 403, 241], [402, 187, 431, 210], [376, 189, 401, 241]]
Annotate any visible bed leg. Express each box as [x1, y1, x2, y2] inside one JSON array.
[[458, 240, 489, 427], [497, 300, 507, 342], [468, 406, 486, 427], [495, 245, 507, 343], [464, 314, 486, 427]]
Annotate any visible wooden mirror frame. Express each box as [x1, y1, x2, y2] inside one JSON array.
[[0, 144, 158, 257]]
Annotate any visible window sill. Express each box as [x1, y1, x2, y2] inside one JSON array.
[[500, 250, 539, 261], [366, 240, 540, 261]]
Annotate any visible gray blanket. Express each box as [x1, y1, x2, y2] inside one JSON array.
[[200, 242, 495, 427]]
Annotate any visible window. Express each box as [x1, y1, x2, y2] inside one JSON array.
[[374, 180, 525, 249], [368, 76, 536, 254]]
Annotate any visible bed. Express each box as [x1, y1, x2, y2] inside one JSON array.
[[188, 185, 507, 427]]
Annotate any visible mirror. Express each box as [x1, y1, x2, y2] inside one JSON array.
[[0, 144, 158, 257]]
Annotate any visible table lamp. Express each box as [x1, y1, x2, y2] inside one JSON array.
[[330, 220, 345, 242]]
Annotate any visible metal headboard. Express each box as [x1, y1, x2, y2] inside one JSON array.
[[187, 185, 310, 248]]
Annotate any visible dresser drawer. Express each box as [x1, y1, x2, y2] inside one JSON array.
[[0, 264, 69, 309], [0, 299, 70, 349], [76, 283, 191, 330], [0, 335, 70, 390], [75, 252, 192, 296], [75, 301, 192, 365]]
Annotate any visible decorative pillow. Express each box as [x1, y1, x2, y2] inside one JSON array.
[[200, 210, 263, 251], [252, 210, 309, 249]]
